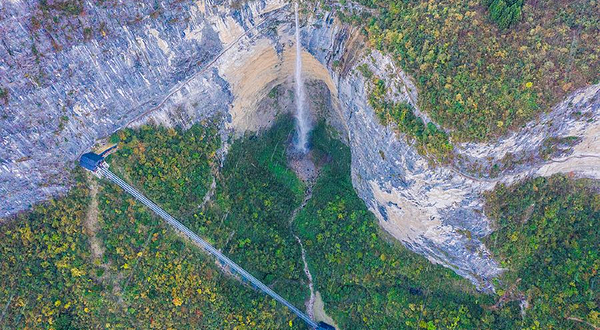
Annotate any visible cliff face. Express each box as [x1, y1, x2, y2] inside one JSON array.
[[0, 0, 263, 215], [302, 13, 598, 290], [1, 0, 598, 290]]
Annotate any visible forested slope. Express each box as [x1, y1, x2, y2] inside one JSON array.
[[0, 122, 301, 329], [295, 123, 598, 329], [485, 176, 599, 329], [336, 0, 599, 141], [1, 119, 597, 329]]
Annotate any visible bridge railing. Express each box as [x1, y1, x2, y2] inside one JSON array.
[[97, 165, 319, 329]]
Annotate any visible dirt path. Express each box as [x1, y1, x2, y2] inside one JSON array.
[[84, 174, 125, 305], [84, 176, 104, 259], [198, 176, 216, 210]]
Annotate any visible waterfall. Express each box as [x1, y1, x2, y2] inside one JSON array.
[[294, 2, 310, 153]]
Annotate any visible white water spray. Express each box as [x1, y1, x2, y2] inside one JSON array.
[[294, 3, 310, 153]]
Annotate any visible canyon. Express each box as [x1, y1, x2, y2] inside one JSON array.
[[1, 0, 598, 292]]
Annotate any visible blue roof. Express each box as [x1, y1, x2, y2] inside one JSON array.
[[317, 322, 336, 330], [79, 152, 104, 171]]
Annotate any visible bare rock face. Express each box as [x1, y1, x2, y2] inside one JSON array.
[[0, 0, 275, 215], [1, 0, 598, 291]]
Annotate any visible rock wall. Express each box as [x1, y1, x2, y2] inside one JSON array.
[[0, 0, 283, 216], [301, 8, 599, 290], [1, 0, 598, 291], [456, 83, 600, 181], [301, 18, 499, 289]]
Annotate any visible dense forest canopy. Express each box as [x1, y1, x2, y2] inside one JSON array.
[[0, 123, 299, 329], [483, 0, 524, 30], [485, 176, 599, 329], [1, 119, 597, 329], [337, 0, 599, 141]]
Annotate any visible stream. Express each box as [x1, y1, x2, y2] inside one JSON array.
[[288, 153, 340, 329], [287, 149, 321, 320], [289, 184, 316, 319]]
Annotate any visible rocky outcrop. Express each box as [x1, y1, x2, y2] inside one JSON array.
[[1, 0, 598, 291], [456, 83, 600, 181]]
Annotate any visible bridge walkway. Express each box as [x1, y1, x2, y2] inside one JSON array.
[[97, 165, 324, 329]]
